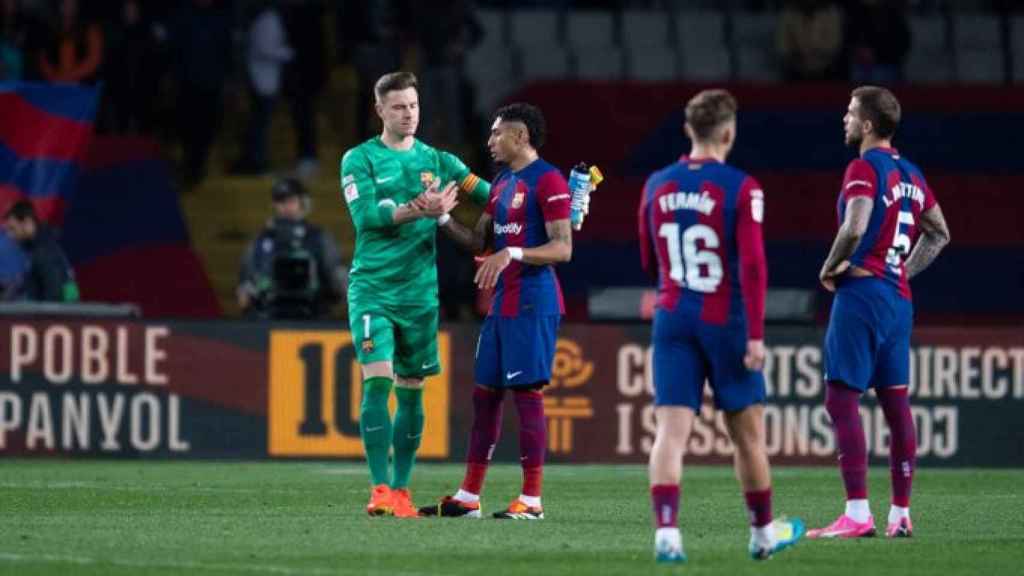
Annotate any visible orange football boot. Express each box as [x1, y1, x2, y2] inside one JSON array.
[[391, 488, 420, 518], [366, 484, 393, 516]]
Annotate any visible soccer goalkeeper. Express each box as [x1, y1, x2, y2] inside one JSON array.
[[340, 71, 490, 518]]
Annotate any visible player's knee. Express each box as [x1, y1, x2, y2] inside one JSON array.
[[731, 429, 763, 459], [652, 430, 687, 460], [395, 377, 425, 390], [361, 377, 392, 406], [654, 408, 694, 448], [824, 381, 859, 419], [361, 361, 394, 380]]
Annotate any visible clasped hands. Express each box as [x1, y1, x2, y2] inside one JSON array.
[[408, 180, 458, 217]]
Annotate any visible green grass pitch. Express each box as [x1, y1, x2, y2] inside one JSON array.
[[1, 461, 1022, 575]]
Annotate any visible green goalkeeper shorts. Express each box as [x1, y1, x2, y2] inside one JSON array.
[[348, 305, 441, 379]]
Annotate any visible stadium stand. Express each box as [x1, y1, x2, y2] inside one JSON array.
[[677, 11, 732, 81], [624, 11, 677, 80], [1014, 14, 1024, 84], [731, 11, 781, 82], [952, 12, 1004, 84], [906, 15, 954, 84]]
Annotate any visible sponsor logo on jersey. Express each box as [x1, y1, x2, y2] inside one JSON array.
[[361, 338, 375, 353], [493, 222, 523, 236], [511, 192, 524, 209]]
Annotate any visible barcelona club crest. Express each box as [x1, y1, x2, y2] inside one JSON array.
[[361, 338, 375, 353], [511, 192, 525, 209], [420, 171, 435, 190]]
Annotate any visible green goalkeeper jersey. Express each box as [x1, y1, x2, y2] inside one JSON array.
[[340, 137, 490, 310]]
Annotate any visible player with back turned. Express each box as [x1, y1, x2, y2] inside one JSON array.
[[809, 86, 950, 540], [637, 89, 804, 563]]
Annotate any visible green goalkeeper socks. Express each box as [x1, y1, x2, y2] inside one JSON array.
[[391, 386, 425, 489], [360, 377, 393, 486]]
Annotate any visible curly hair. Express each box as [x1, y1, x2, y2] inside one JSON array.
[[494, 102, 547, 149]]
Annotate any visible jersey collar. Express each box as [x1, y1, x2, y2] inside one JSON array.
[[679, 155, 720, 165]]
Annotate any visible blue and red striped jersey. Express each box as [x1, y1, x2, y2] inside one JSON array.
[[486, 158, 571, 317], [838, 147, 937, 300], [638, 156, 767, 339]]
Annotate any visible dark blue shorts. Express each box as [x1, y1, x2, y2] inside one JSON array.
[[474, 315, 560, 388], [824, 276, 913, 392], [652, 307, 765, 412]]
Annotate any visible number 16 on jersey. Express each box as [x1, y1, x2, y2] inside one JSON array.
[[658, 223, 723, 294]]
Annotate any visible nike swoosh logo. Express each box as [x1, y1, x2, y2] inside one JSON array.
[[407, 433, 422, 439], [421, 361, 438, 369], [506, 371, 523, 380], [817, 528, 857, 538], [365, 426, 383, 432], [376, 176, 394, 184]]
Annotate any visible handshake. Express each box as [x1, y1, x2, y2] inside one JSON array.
[[407, 165, 603, 230], [408, 179, 459, 222]]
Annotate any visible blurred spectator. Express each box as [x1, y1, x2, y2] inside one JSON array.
[[0, 0, 28, 80], [337, 0, 401, 140], [169, 0, 232, 188], [2, 200, 79, 302], [38, 0, 103, 84], [776, 0, 844, 81], [233, 2, 293, 175], [283, 0, 326, 180], [237, 177, 347, 320], [413, 0, 482, 149], [845, 0, 910, 85], [102, 0, 166, 134]]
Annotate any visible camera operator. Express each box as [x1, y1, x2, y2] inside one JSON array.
[[237, 177, 347, 319]]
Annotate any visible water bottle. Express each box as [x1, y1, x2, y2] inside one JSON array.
[[568, 162, 591, 231]]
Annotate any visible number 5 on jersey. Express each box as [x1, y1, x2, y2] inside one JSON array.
[[886, 210, 915, 273]]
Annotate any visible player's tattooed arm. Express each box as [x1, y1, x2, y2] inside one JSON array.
[[819, 196, 873, 291], [474, 219, 573, 289], [905, 204, 950, 279], [440, 211, 492, 254], [528, 218, 573, 264]]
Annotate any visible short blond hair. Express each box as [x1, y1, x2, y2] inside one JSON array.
[[685, 89, 737, 141]]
